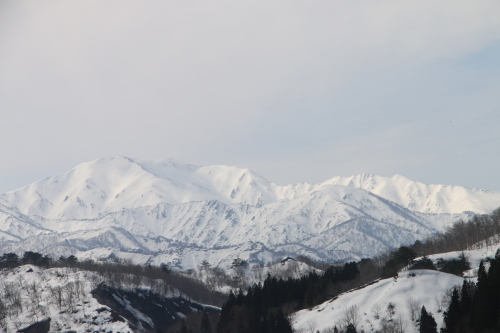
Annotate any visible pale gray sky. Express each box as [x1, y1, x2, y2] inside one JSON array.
[[1, 0, 500, 193]]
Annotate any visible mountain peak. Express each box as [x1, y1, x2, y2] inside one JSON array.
[[2, 157, 500, 220], [1, 157, 500, 267]]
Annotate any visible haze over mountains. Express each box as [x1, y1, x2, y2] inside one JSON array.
[[0, 157, 499, 268]]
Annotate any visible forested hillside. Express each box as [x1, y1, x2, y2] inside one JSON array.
[[216, 207, 500, 333]]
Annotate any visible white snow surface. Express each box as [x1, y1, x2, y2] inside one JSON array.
[[292, 270, 464, 333], [326, 173, 500, 215], [293, 245, 500, 333], [0, 157, 499, 268], [0, 265, 133, 333]]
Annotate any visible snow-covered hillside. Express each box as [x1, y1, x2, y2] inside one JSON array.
[[292, 244, 500, 333], [0, 157, 498, 268], [0, 264, 217, 333], [292, 269, 464, 333]]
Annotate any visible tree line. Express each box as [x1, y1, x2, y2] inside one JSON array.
[[377, 207, 500, 278], [414, 207, 500, 256], [0, 251, 227, 306], [216, 262, 360, 333], [216, 207, 500, 332]]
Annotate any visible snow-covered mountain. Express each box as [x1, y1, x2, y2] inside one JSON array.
[[325, 173, 500, 215], [0, 157, 499, 268]]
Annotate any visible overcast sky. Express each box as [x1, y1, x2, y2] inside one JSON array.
[[1, 0, 500, 193]]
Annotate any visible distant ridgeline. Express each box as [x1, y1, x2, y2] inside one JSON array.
[[2, 157, 500, 269]]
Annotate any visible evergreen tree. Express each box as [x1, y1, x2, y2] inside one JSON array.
[[472, 260, 488, 332], [274, 308, 293, 333], [346, 323, 357, 333], [200, 312, 212, 333], [22, 251, 43, 265], [333, 326, 339, 333], [486, 249, 500, 329], [180, 321, 189, 333], [0, 252, 19, 268], [217, 290, 236, 333], [382, 246, 416, 277], [420, 306, 437, 333], [441, 288, 461, 333], [260, 315, 269, 333], [66, 254, 78, 266], [460, 280, 475, 315]]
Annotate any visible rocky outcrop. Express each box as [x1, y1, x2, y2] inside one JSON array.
[[91, 283, 219, 332], [17, 318, 51, 333]]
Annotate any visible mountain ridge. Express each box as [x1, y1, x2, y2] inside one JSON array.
[[0, 156, 498, 268]]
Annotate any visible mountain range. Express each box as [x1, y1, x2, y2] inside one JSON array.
[[1, 156, 499, 268]]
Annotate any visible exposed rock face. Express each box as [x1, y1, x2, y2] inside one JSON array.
[[17, 318, 51, 333], [91, 283, 219, 331]]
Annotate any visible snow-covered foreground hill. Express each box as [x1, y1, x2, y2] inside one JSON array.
[[292, 269, 464, 333], [1, 157, 499, 268], [0, 265, 217, 333], [292, 245, 500, 333]]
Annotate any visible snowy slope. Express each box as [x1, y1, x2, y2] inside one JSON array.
[[293, 244, 500, 333], [0, 157, 278, 220], [0, 265, 133, 332], [4, 157, 497, 220], [0, 157, 498, 268], [292, 270, 464, 333], [0, 264, 218, 333], [326, 173, 500, 214]]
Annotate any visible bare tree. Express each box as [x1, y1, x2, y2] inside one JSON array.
[[394, 317, 407, 333], [26, 281, 43, 321], [380, 318, 402, 333], [64, 283, 76, 311], [4, 283, 22, 316], [340, 305, 360, 330], [71, 276, 83, 300], [50, 285, 64, 311], [434, 295, 444, 313], [27, 282, 42, 306], [371, 302, 382, 319], [0, 298, 6, 327], [251, 264, 263, 280], [386, 302, 396, 319], [306, 319, 318, 333], [405, 298, 419, 321]]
